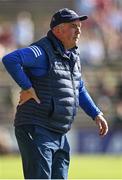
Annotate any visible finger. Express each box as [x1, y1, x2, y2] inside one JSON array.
[[101, 121, 108, 135], [97, 121, 105, 136], [99, 126, 104, 136], [34, 97, 41, 104], [99, 126, 108, 136], [18, 100, 24, 106], [27, 88, 41, 104], [19, 97, 31, 105], [102, 127, 108, 136], [99, 122, 106, 136], [100, 129, 105, 136], [32, 94, 41, 104], [19, 95, 40, 105]]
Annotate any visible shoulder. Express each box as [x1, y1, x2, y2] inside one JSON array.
[[19, 45, 47, 59]]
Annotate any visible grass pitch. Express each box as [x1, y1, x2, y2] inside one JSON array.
[[0, 154, 122, 179]]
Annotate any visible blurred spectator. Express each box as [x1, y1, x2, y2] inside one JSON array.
[[111, 74, 122, 129], [116, 75, 122, 99], [0, 126, 13, 154], [14, 11, 35, 47], [0, 21, 16, 59], [75, 0, 97, 15], [0, 44, 6, 59], [114, 101, 122, 128], [79, 30, 105, 65], [0, 22, 14, 47], [75, 0, 122, 65]]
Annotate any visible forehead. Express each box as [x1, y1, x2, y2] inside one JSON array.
[[64, 20, 82, 27]]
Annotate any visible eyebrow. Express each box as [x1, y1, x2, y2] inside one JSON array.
[[71, 22, 81, 27]]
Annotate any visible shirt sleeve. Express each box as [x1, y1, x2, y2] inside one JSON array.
[[2, 46, 48, 90], [79, 80, 102, 120]]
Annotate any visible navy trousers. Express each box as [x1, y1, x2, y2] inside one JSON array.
[[15, 125, 70, 179]]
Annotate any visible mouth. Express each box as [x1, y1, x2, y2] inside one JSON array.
[[74, 36, 79, 40], [74, 34, 80, 39]]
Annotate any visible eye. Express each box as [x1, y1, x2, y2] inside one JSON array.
[[71, 24, 76, 28], [71, 23, 81, 29]]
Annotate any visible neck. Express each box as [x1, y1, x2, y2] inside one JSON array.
[[62, 42, 72, 50], [58, 37, 75, 50]]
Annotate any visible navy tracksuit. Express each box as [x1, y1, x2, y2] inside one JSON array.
[[15, 125, 70, 179], [2, 30, 102, 179]]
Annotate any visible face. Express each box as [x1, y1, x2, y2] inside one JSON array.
[[57, 20, 82, 49]]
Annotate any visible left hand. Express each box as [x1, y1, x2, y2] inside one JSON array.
[[95, 114, 108, 137]]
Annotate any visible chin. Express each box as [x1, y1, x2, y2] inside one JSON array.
[[73, 37, 78, 42], [74, 40, 78, 45]]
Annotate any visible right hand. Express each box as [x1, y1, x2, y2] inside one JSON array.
[[95, 114, 108, 137], [19, 87, 41, 105]]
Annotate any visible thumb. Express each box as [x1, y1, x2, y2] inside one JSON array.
[[95, 119, 103, 135], [31, 90, 41, 104], [34, 95, 41, 104], [26, 87, 41, 104]]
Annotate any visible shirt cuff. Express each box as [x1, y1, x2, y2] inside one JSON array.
[[93, 112, 104, 120]]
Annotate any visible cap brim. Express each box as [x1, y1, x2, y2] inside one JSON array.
[[79, 15, 88, 21], [67, 15, 88, 23]]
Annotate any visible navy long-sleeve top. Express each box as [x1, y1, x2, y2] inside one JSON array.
[[2, 46, 102, 119]]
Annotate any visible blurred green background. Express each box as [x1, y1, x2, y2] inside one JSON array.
[[0, 155, 122, 179], [0, 0, 122, 179]]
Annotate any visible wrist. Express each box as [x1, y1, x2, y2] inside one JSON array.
[[95, 112, 104, 120]]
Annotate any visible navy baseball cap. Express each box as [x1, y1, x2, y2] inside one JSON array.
[[50, 8, 88, 29]]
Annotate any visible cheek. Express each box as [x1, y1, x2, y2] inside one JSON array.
[[64, 29, 75, 39]]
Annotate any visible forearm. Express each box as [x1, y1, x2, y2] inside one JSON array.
[[79, 81, 102, 119], [2, 53, 32, 90]]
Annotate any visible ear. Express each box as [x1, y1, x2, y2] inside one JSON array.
[[53, 26, 62, 35]]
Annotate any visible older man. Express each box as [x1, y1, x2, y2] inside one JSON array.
[[2, 8, 108, 179]]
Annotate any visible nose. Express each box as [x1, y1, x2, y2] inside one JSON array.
[[76, 27, 81, 34]]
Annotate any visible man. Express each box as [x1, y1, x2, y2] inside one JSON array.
[[2, 8, 108, 179]]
